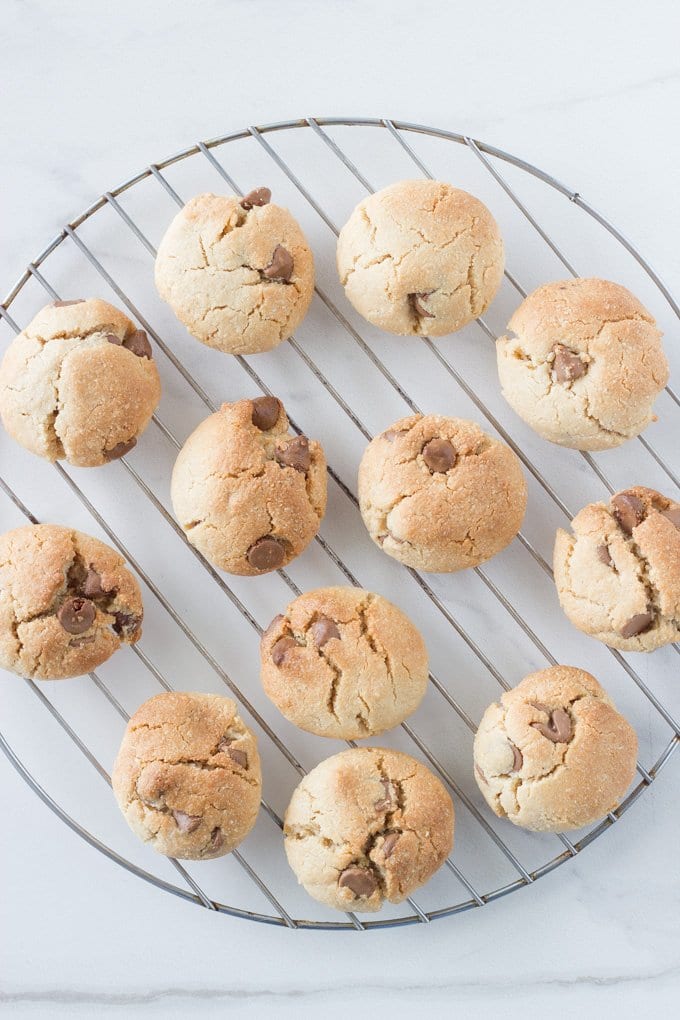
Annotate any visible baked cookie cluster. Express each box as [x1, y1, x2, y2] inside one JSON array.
[[1, 175, 671, 912]]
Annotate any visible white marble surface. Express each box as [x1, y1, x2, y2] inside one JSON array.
[[2, 0, 680, 1015]]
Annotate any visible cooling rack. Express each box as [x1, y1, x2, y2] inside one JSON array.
[[0, 117, 678, 931]]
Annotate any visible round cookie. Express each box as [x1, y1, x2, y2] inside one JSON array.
[[284, 747, 454, 912], [112, 692, 261, 860], [358, 414, 527, 572], [260, 587, 428, 739], [0, 524, 143, 680], [336, 179, 504, 337], [474, 666, 637, 832], [155, 190, 315, 355], [171, 396, 327, 576], [496, 278, 668, 451], [0, 298, 161, 466], [554, 486, 680, 651]]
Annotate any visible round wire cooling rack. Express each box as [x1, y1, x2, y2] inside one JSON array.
[[0, 117, 679, 931]]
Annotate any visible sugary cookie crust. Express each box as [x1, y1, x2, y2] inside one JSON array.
[[473, 666, 637, 832], [358, 414, 527, 572], [171, 397, 327, 575], [260, 586, 428, 739], [154, 191, 315, 355], [0, 298, 161, 466], [112, 691, 261, 860], [554, 486, 680, 651], [336, 179, 504, 337], [496, 278, 668, 451], [284, 747, 454, 912], [0, 524, 142, 680]]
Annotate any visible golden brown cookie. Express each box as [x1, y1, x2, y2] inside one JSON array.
[[112, 692, 261, 860], [284, 747, 454, 912], [0, 524, 142, 680], [171, 397, 327, 575]]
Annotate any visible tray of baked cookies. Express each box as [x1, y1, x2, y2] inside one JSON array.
[[0, 119, 677, 929]]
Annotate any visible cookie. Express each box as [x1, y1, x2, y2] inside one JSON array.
[[0, 298, 161, 466], [554, 486, 680, 651], [358, 414, 527, 572], [154, 190, 315, 355], [496, 278, 668, 450], [0, 524, 142, 680], [336, 179, 504, 337], [112, 692, 261, 860], [283, 747, 454, 912], [260, 587, 428, 739], [171, 397, 327, 575], [473, 665, 637, 832]]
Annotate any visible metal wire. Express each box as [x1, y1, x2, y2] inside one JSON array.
[[0, 118, 677, 931]]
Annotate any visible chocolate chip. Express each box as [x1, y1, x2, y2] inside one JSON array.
[[262, 245, 294, 282], [510, 743, 523, 772], [241, 187, 271, 210], [103, 438, 137, 461], [173, 810, 202, 833], [409, 292, 434, 318], [311, 617, 340, 648], [57, 597, 96, 635], [251, 396, 281, 431], [530, 705, 573, 743], [81, 568, 110, 599], [276, 436, 310, 472], [247, 536, 285, 571], [271, 636, 297, 666], [552, 344, 587, 383], [661, 507, 680, 530], [113, 612, 142, 639], [611, 492, 646, 535], [620, 612, 654, 638], [210, 827, 224, 852], [106, 332, 123, 345], [381, 832, 400, 859], [216, 736, 233, 753], [123, 329, 152, 359], [597, 544, 613, 567], [422, 438, 457, 473], [374, 779, 393, 812], [263, 614, 285, 640], [51, 299, 84, 307], [228, 748, 248, 769], [338, 866, 378, 898]]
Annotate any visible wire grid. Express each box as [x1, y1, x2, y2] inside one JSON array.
[[0, 117, 678, 931]]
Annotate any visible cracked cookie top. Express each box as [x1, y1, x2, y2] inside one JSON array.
[[358, 414, 527, 572], [154, 190, 315, 355], [0, 524, 143, 680], [0, 298, 161, 466], [496, 278, 668, 451], [260, 586, 428, 740], [283, 747, 454, 912], [170, 397, 327, 576], [473, 666, 637, 832], [112, 691, 261, 860], [554, 486, 680, 651], [336, 179, 504, 337]]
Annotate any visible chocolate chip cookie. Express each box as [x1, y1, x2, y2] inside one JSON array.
[[0, 524, 143, 680], [336, 179, 504, 337], [284, 747, 454, 912], [358, 414, 527, 572], [554, 486, 680, 651], [474, 666, 637, 832], [171, 397, 327, 575], [0, 298, 161, 466], [260, 587, 428, 739], [154, 190, 315, 355], [496, 278, 668, 450], [112, 692, 261, 859]]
